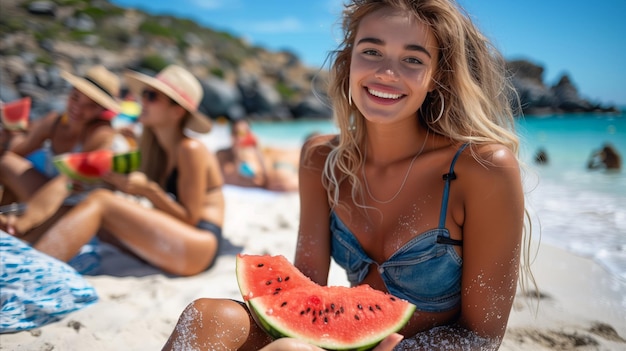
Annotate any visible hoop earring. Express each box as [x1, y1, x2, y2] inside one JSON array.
[[348, 86, 352, 106], [431, 90, 445, 124]]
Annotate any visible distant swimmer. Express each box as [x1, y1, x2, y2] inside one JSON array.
[[534, 148, 549, 165], [587, 143, 621, 170]]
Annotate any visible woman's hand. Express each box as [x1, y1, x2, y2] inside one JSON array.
[[259, 334, 403, 351], [102, 171, 150, 196], [0, 214, 28, 237]]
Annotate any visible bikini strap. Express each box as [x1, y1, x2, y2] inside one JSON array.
[[436, 143, 469, 242]]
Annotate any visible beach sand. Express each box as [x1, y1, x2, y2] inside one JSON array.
[[1, 186, 625, 351]]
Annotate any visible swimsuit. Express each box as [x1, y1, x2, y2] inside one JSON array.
[[25, 114, 82, 179], [330, 144, 468, 312], [165, 168, 223, 268]]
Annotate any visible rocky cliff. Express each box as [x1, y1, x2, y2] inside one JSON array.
[[0, 0, 619, 122]]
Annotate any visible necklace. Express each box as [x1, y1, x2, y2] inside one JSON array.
[[362, 129, 430, 204]]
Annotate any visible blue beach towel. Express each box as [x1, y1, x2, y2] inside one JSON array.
[[0, 232, 99, 333]]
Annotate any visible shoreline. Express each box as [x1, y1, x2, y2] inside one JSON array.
[[1, 187, 625, 350]]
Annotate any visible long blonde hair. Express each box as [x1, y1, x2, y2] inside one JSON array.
[[323, 0, 536, 297]]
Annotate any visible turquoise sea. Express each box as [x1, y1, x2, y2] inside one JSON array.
[[209, 111, 626, 283]]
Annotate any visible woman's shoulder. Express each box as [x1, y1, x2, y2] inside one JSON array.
[[456, 143, 521, 182], [301, 133, 337, 167]]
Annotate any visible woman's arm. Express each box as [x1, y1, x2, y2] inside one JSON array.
[[0, 175, 71, 236], [9, 111, 57, 156], [294, 136, 334, 285], [458, 145, 524, 338], [107, 138, 212, 225], [402, 144, 524, 350], [81, 121, 115, 152]]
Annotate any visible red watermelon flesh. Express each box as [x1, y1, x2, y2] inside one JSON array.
[[236, 254, 416, 351], [1, 97, 31, 130], [236, 254, 316, 301], [53, 150, 114, 182]]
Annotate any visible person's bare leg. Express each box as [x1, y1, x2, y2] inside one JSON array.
[[162, 298, 273, 351], [34, 189, 219, 275]]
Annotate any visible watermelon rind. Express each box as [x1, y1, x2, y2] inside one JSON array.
[[112, 150, 141, 174], [248, 286, 415, 351], [236, 255, 416, 351], [52, 150, 113, 183], [1, 96, 31, 131], [53, 156, 100, 183]]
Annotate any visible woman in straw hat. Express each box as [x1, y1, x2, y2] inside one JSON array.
[[0, 65, 120, 238], [28, 65, 225, 276]]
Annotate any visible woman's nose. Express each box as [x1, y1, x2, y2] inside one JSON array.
[[374, 63, 399, 81]]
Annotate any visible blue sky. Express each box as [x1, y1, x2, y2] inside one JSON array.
[[110, 0, 626, 106]]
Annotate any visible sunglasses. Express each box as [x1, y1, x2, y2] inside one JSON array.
[[141, 89, 159, 102]]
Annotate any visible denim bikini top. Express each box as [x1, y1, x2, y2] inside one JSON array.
[[330, 144, 468, 312]]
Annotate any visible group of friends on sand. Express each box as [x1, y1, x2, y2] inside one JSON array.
[[2, 0, 618, 349]]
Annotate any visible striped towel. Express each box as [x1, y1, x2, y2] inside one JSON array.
[[0, 231, 98, 333]]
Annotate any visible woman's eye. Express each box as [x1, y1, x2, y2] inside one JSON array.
[[362, 49, 380, 56], [405, 57, 423, 65]]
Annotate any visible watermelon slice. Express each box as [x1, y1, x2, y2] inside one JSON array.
[[236, 254, 416, 351], [53, 150, 141, 182], [236, 254, 316, 301], [1, 97, 31, 131]]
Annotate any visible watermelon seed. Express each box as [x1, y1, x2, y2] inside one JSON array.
[[324, 317, 328, 324], [357, 304, 363, 310], [340, 306, 345, 313], [312, 317, 317, 323], [306, 307, 311, 314], [273, 288, 282, 295], [300, 310, 305, 315], [266, 280, 272, 285], [324, 308, 329, 314], [369, 306, 374, 312], [281, 301, 287, 307], [390, 297, 396, 301], [318, 310, 323, 316], [330, 303, 335, 310], [354, 314, 360, 320], [285, 276, 290, 281], [257, 263, 264, 267], [277, 276, 283, 282], [335, 310, 340, 316], [375, 304, 382, 310]]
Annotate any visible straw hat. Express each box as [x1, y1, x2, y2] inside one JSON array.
[[60, 65, 121, 113], [124, 65, 212, 133]]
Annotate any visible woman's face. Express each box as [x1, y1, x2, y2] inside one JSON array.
[[138, 88, 180, 128], [65, 88, 104, 124], [349, 7, 439, 125]]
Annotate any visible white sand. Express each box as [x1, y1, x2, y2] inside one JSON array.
[[1, 186, 625, 350]]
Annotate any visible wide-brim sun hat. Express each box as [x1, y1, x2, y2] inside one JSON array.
[[60, 65, 122, 114], [124, 65, 212, 134]]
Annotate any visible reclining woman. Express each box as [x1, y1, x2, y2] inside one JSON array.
[[0, 65, 120, 239], [217, 118, 303, 192], [28, 65, 225, 276], [162, 0, 532, 349]]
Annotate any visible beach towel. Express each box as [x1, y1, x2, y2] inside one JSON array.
[[0, 231, 99, 333]]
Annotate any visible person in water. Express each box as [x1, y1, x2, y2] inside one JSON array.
[[587, 143, 621, 170], [162, 0, 533, 349]]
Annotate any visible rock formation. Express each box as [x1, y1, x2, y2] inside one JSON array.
[[0, 0, 619, 122]]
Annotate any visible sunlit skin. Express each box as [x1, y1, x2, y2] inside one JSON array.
[[0, 88, 114, 230], [350, 8, 438, 127], [27, 83, 225, 276], [295, 7, 524, 348], [162, 5, 524, 351]]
